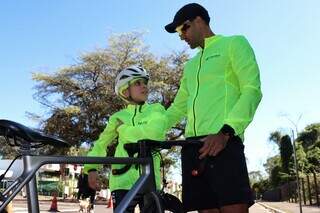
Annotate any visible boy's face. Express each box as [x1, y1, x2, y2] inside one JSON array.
[[123, 78, 148, 103]]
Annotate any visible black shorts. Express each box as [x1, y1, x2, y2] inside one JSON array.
[[111, 190, 143, 213], [181, 136, 254, 211]]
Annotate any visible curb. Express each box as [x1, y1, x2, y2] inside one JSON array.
[[257, 202, 287, 213]]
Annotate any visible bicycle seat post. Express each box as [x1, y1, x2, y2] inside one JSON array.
[[138, 140, 148, 158], [20, 141, 32, 155], [137, 140, 157, 192], [139, 140, 156, 191], [138, 140, 166, 213], [18, 141, 40, 213]]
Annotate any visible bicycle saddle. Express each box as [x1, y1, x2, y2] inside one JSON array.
[[0, 119, 70, 148]]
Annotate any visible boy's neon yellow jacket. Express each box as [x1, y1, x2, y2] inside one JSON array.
[[84, 103, 167, 191], [166, 35, 262, 139]]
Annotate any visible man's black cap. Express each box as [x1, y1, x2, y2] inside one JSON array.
[[165, 3, 210, 33]]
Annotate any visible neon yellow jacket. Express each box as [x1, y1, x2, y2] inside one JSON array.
[[84, 103, 167, 191], [166, 35, 262, 140]]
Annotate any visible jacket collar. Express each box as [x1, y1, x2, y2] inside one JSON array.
[[198, 35, 222, 50], [127, 103, 148, 112]]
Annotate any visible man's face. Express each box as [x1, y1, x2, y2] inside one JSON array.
[[176, 18, 201, 49]]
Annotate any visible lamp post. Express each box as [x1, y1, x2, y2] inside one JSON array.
[[290, 129, 303, 213]]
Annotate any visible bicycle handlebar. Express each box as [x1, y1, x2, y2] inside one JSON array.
[[124, 139, 203, 153], [112, 139, 204, 176]]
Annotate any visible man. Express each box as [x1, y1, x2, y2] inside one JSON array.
[[164, 3, 262, 213], [77, 169, 85, 200], [77, 169, 96, 210]]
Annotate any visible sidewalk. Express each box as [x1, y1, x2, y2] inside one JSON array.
[[258, 201, 320, 213]]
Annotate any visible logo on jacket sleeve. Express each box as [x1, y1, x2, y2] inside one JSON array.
[[138, 121, 148, 125]]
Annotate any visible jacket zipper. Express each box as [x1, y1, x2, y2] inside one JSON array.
[[132, 106, 137, 126], [192, 49, 204, 136]]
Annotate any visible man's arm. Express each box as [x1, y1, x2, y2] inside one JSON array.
[[199, 36, 262, 158], [224, 35, 262, 136], [165, 74, 189, 129]]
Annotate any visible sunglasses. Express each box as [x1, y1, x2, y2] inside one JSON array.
[[175, 20, 192, 35]]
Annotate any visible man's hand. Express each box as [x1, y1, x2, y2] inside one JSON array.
[[198, 133, 229, 159], [88, 171, 100, 190]]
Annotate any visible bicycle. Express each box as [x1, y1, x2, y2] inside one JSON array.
[[118, 139, 205, 213], [0, 119, 202, 213]]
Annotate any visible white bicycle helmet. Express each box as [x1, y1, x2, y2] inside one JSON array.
[[115, 66, 150, 97]]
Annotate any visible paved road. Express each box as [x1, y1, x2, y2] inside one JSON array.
[[11, 200, 270, 212], [93, 205, 270, 213], [249, 203, 272, 213], [259, 201, 320, 213]]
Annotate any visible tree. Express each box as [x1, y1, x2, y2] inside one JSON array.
[[296, 123, 320, 173], [263, 155, 283, 187], [279, 135, 293, 173], [306, 145, 320, 173], [0, 136, 19, 159], [269, 131, 282, 146], [295, 142, 309, 174], [262, 122, 320, 193], [296, 123, 320, 149], [270, 165, 283, 187], [268, 131, 295, 179], [32, 32, 187, 148], [31, 32, 189, 181], [252, 179, 271, 198], [249, 171, 267, 199], [249, 171, 263, 186]]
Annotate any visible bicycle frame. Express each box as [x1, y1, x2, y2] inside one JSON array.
[[0, 119, 200, 213], [0, 153, 157, 213]]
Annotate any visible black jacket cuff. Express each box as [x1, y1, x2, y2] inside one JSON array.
[[219, 124, 235, 136]]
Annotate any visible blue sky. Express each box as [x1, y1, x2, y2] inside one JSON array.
[[0, 0, 319, 175]]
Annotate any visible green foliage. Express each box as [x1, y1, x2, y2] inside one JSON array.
[[270, 165, 283, 187], [263, 155, 281, 175], [295, 142, 309, 173], [31, 32, 187, 146], [252, 179, 270, 195], [306, 146, 320, 172], [29, 32, 188, 174], [250, 171, 270, 197], [296, 123, 320, 149], [249, 171, 263, 186], [0, 136, 19, 159], [298, 123, 320, 173], [261, 122, 320, 192], [268, 131, 282, 146], [262, 155, 288, 187]]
